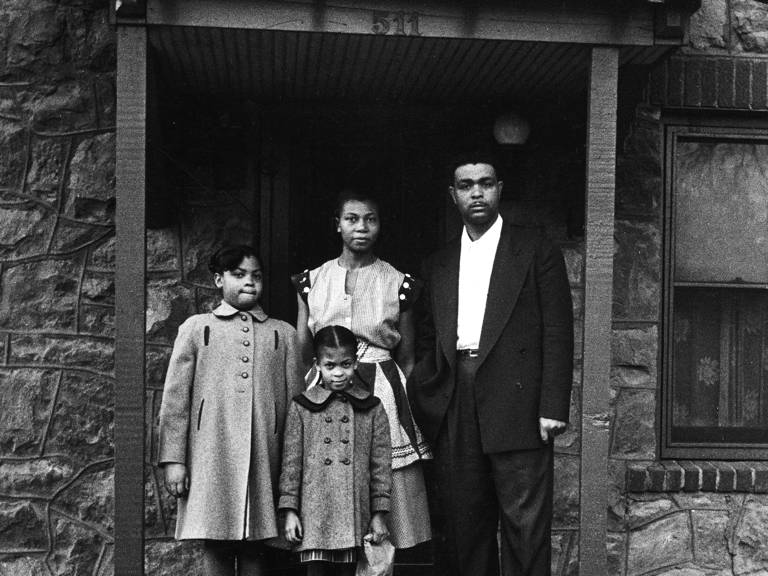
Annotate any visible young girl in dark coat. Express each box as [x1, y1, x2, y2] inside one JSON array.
[[280, 325, 392, 576], [158, 245, 302, 576]]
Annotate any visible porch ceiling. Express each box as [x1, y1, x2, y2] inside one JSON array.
[[150, 26, 671, 106]]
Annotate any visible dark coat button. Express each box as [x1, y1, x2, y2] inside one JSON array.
[[243, 340, 250, 346], [324, 458, 332, 465], [341, 458, 350, 465], [341, 416, 350, 423], [520, 348, 527, 356], [241, 372, 249, 378], [240, 314, 248, 321], [325, 416, 332, 423], [324, 437, 331, 444], [341, 438, 349, 444]]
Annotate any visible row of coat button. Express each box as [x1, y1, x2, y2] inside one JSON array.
[[237, 315, 250, 393], [324, 458, 351, 465], [323, 437, 349, 444], [324, 416, 350, 423]]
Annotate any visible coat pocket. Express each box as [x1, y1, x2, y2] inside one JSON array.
[[197, 399, 205, 431]]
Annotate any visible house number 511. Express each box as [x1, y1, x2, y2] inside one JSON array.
[[371, 11, 421, 36]]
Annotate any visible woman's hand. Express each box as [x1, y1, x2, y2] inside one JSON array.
[[366, 512, 390, 544], [283, 510, 303, 543], [163, 463, 189, 498]]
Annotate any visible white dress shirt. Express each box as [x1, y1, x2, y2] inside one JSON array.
[[456, 215, 503, 350]]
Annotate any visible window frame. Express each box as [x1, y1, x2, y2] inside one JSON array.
[[662, 121, 768, 460]]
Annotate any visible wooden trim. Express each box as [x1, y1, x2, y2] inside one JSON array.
[[115, 24, 147, 576], [661, 123, 678, 461], [146, 0, 657, 46], [580, 46, 618, 576]]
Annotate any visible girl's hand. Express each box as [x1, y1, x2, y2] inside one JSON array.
[[366, 512, 390, 545], [163, 463, 189, 498], [283, 510, 303, 544]]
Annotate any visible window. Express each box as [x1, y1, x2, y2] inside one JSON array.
[[663, 125, 768, 459]]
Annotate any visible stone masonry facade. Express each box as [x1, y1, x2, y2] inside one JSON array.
[[608, 1, 768, 574], [0, 0, 116, 575]]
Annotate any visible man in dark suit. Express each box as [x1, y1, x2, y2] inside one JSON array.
[[411, 154, 573, 576]]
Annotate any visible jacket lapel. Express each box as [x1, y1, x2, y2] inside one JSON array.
[[478, 223, 535, 364], [432, 239, 460, 370]]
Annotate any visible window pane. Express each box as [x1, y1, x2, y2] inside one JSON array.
[[671, 287, 768, 444], [674, 140, 768, 284]]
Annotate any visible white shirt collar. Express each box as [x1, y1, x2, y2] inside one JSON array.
[[460, 214, 504, 250]]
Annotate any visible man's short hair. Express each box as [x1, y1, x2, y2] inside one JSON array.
[[445, 149, 503, 186]]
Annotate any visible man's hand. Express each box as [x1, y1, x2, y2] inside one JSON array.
[[163, 463, 189, 498], [539, 417, 567, 444], [283, 510, 303, 544], [366, 512, 390, 544]]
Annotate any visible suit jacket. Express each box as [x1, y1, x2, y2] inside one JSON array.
[[411, 221, 574, 453]]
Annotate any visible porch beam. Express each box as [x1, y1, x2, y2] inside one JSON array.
[[147, 0, 658, 46], [115, 24, 147, 576], [580, 46, 618, 576]]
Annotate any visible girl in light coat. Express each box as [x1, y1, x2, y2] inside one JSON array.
[[280, 325, 392, 576], [158, 245, 302, 576]]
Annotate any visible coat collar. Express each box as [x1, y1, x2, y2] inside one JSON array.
[[212, 301, 268, 322], [476, 222, 535, 362], [295, 382, 380, 412]]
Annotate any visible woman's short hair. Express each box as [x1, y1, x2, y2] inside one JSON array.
[[334, 188, 381, 219], [313, 325, 358, 357], [208, 245, 262, 275]]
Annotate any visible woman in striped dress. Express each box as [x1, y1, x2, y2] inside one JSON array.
[[292, 189, 432, 558]]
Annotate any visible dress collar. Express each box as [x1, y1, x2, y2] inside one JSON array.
[[212, 301, 268, 322]]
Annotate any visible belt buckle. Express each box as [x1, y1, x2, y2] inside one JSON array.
[[459, 348, 479, 358]]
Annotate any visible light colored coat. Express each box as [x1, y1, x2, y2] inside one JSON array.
[[158, 302, 302, 540], [278, 384, 391, 551]]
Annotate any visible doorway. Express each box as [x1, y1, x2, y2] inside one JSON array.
[[144, 25, 589, 573]]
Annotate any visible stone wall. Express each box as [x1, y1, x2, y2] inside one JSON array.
[[551, 244, 584, 576], [608, 2, 768, 574], [0, 0, 115, 574]]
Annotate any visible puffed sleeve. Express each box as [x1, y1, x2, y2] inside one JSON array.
[[290, 269, 311, 303], [279, 401, 304, 512], [158, 318, 198, 465], [398, 272, 423, 313], [369, 403, 392, 513]]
